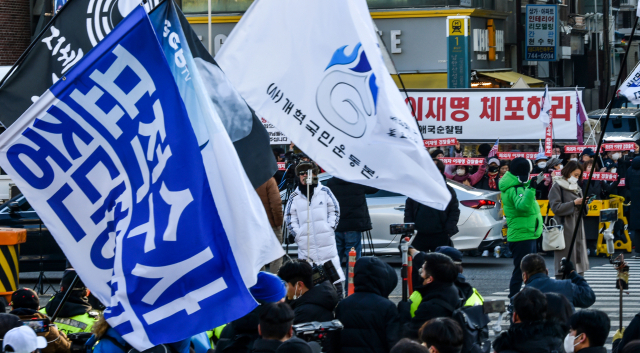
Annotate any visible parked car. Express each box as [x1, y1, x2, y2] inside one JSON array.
[[282, 174, 505, 256], [0, 194, 67, 273], [588, 108, 640, 143]]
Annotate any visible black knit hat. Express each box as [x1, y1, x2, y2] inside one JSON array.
[[0, 314, 21, 339], [10, 288, 39, 310], [510, 157, 532, 182], [61, 269, 86, 292], [478, 143, 492, 157], [430, 149, 444, 158]]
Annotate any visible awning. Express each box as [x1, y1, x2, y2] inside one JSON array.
[[478, 71, 544, 86], [391, 73, 448, 89]]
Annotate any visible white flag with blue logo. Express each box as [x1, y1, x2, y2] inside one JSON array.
[[0, 7, 276, 350], [618, 62, 640, 105], [215, 0, 451, 210]]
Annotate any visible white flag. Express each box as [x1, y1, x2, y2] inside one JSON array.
[[216, 0, 451, 209], [540, 85, 552, 128], [618, 62, 640, 104]]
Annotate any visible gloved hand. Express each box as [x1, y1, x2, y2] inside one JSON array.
[[398, 238, 415, 254], [529, 176, 539, 189], [561, 257, 575, 277], [613, 328, 625, 342]]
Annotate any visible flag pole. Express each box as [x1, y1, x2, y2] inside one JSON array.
[[208, 0, 212, 54], [563, 15, 639, 277]]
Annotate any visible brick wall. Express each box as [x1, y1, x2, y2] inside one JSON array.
[[0, 1, 31, 66]]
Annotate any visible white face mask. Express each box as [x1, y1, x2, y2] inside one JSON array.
[[537, 162, 547, 169], [456, 169, 466, 176], [569, 176, 579, 184], [611, 167, 617, 173], [552, 154, 561, 159], [564, 333, 582, 353], [558, 164, 564, 170], [570, 158, 578, 162], [612, 153, 621, 160]]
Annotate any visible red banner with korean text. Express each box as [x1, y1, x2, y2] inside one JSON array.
[[424, 138, 459, 148], [545, 120, 553, 156], [440, 158, 486, 165], [497, 152, 539, 160], [405, 89, 580, 140], [565, 143, 635, 153], [530, 171, 619, 181], [564, 145, 596, 153], [277, 162, 286, 171]]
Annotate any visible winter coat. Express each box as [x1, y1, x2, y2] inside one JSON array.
[[332, 257, 400, 353], [499, 172, 543, 243], [492, 321, 565, 353], [613, 313, 640, 353], [626, 158, 640, 230], [216, 305, 263, 353], [287, 280, 338, 324], [250, 339, 282, 353], [325, 177, 377, 232], [92, 328, 130, 353], [549, 180, 590, 276], [257, 177, 284, 228], [475, 172, 501, 192], [44, 293, 93, 318], [10, 308, 70, 353], [524, 272, 595, 310], [404, 183, 460, 236], [285, 185, 344, 283], [400, 280, 461, 340], [445, 164, 486, 186]]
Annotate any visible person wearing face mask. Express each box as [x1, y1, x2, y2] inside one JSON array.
[[532, 153, 549, 174], [581, 160, 619, 200], [277, 260, 338, 325], [499, 157, 543, 298], [475, 157, 502, 191], [535, 157, 563, 200], [418, 318, 463, 353], [568, 153, 580, 164], [565, 310, 610, 353], [444, 164, 486, 187], [492, 287, 564, 353], [399, 253, 460, 340], [548, 161, 590, 279], [602, 151, 619, 172]]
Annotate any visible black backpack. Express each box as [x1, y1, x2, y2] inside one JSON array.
[[430, 299, 491, 353]]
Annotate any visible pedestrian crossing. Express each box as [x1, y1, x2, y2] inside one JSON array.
[[484, 257, 640, 352]]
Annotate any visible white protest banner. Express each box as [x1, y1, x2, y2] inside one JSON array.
[[216, 0, 451, 210], [440, 158, 486, 166], [405, 89, 579, 140], [261, 117, 289, 145], [423, 138, 458, 148]]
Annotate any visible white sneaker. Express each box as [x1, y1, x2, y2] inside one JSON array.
[[482, 250, 489, 257]]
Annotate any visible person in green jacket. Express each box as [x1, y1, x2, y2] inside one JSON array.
[[499, 157, 543, 298]]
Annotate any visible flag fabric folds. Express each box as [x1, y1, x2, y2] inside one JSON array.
[[0, 0, 275, 189], [0, 7, 266, 350], [618, 62, 640, 106], [576, 88, 588, 145], [540, 85, 552, 128], [215, 0, 451, 210], [488, 139, 499, 158]]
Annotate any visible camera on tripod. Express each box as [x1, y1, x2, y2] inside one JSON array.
[[311, 261, 341, 286], [292, 320, 343, 342]]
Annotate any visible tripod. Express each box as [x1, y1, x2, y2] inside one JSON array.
[[361, 230, 375, 256], [33, 222, 54, 295]]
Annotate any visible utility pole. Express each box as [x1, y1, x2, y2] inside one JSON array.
[[603, 0, 611, 105], [516, 0, 523, 73]]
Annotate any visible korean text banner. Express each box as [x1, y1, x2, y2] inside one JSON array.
[[216, 0, 451, 210], [404, 89, 580, 141], [0, 8, 257, 350]]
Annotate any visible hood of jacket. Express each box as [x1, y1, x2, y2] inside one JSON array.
[[499, 172, 527, 192], [632, 157, 640, 170], [289, 280, 338, 312], [353, 257, 397, 298], [493, 321, 564, 353], [9, 308, 45, 320], [416, 280, 461, 305], [45, 293, 92, 318], [455, 274, 474, 301]]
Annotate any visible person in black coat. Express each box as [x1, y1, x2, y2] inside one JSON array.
[[331, 257, 400, 353], [277, 260, 339, 325], [475, 157, 502, 192], [404, 160, 460, 252], [399, 253, 461, 340], [613, 312, 640, 353], [626, 157, 640, 258], [325, 177, 378, 265], [492, 287, 565, 353]]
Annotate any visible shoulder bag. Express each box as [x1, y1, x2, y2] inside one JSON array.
[[542, 186, 565, 251]]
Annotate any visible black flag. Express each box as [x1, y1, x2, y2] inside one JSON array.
[[0, 0, 276, 188]]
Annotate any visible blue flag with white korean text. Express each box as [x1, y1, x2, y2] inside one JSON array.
[[0, 7, 257, 350]]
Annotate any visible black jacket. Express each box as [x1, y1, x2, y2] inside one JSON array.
[[581, 179, 619, 200], [251, 339, 282, 353], [325, 178, 377, 232], [475, 173, 501, 192], [215, 305, 263, 353], [613, 313, 640, 353], [404, 183, 459, 236], [287, 280, 338, 324], [44, 293, 92, 318], [492, 321, 564, 353], [626, 158, 640, 230], [331, 257, 400, 353], [400, 280, 461, 340]]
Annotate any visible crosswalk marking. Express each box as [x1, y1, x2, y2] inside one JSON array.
[[484, 257, 640, 352]]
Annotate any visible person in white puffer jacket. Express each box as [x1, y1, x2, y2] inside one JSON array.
[[285, 161, 345, 297]]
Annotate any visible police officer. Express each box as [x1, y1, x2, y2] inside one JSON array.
[[41, 269, 99, 335]]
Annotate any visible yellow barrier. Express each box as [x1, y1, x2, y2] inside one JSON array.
[[537, 196, 632, 256]]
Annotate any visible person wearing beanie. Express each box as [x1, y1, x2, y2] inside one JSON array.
[[404, 159, 460, 252], [475, 157, 502, 192], [10, 288, 70, 353], [215, 272, 287, 352], [478, 143, 492, 157], [430, 149, 445, 159], [0, 314, 22, 341], [499, 157, 543, 298], [42, 269, 98, 335]]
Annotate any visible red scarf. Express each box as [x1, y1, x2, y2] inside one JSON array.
[[488, 172, 499, 190]]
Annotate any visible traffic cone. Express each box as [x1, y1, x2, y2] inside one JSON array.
[[408, 255, 413, 295], [348, 247, 356, 296]]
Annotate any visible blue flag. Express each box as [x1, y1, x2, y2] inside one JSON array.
[[0, 7, 261, 350]]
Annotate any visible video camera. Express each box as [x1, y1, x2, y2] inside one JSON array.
[[292, 320, 343, 342], [311, 261, 341, 286]]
